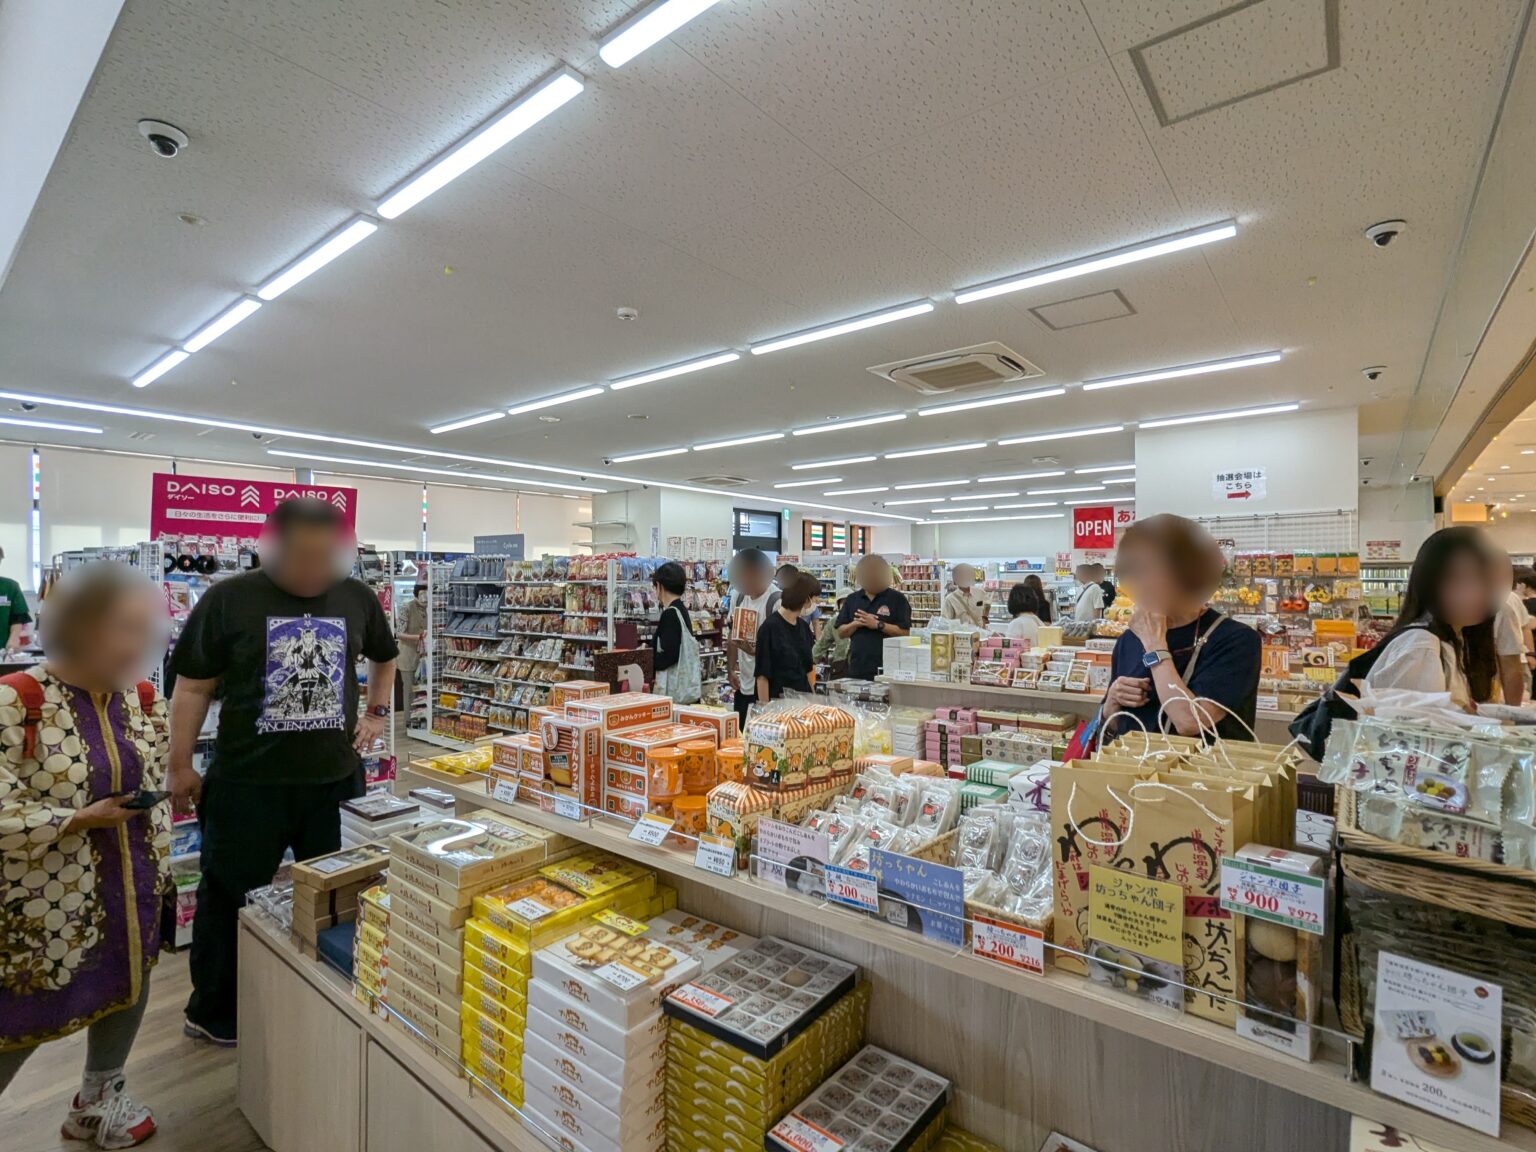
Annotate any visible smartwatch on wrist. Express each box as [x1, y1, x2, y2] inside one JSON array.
[[1141, 648, 1172, 670], [367, 705, 390, 719]]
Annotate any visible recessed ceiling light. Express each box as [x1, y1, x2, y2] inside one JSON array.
[[627, 413, 649, 420], [790, 455, 876, 471], [183, 297, 263, 353], [506, 386, 605, 416], [893, 479, 969, 491], [917, 387, 1067, 417], [883, 497, 938, 506], [955, 221, 1237, 304], [996, 425, 1123, 446], [538, 415, 560, 423], [1522, 449, 1533, 455], [377, 67, 584, 218], [823, 486, 889, 495], [1103, 477, 1137, 486], [975, 470, 1066, 483], [930, 505, 989, 514], [1082, 351, 1281, 392], [1027, 485, 1106, 495], [1064, 495, 1136, 505], [131, 349, 190, 389], [1501, 464, 1511, 470], [1478, 487, 1486, 491], [693, 432, 785, 451], [791, 413, 907, 437], [430, 411, 506, 434], [0, 416, 103, 434], [967, 491, 1019, 500], [257, 217, 378, 301], [774, 478, 839, 489], [1137, 403, 1299, 429], [599, 0, 727, 68], [883, 441, 988, 460], [751, 300, 934, 356], [609, 350, 740, 390], [992, 501, 1057, 509], [919, 513, 1065, 524], [265, 450, 607, 492], [610, 447, 688, 463], [1074, 464, 1135, 474]]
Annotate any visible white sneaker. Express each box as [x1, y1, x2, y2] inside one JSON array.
[[61, 1078, 157, 1148]]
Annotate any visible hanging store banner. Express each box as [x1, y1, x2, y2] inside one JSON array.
[[1072, 506, 1116, 550], [150, 472, 358, 540]]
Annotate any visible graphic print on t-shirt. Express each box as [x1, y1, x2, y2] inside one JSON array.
[[259, 615, 347, 733]]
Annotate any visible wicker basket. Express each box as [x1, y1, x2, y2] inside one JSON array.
[[908, 828, 1052, 945]]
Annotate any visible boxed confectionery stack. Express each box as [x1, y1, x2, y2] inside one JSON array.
[[888, 707, 931, 760], [384, 811, 573, 1069], [489, 732, 544, 802], [663, 936, 869, 1152], [673, 703, 739, 744], [339, 794, 422, 848], [521, 909, 750, 1152], [882, 636, 931, 676], [765, 1045, 952, 1152], [601, 721, 715, 822], [353, 883, 389, 1011], [538, 713, 603, 811], [289, 843, 390, 957], [462, 851, 666, 1111]]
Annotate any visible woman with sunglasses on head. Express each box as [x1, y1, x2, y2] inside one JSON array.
[[1102, 513, 1261, 741]]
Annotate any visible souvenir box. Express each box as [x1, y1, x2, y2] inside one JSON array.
[[743, 705, 856, 790], [765, 1046, 951, 1152], [565, 691, 674, 736], [551, 679, 611, 708], [531, 923, 701, 1029], [521, 1093, 666, 1152], [539, 715, 603, 810], [522, 1055, 667, 1144], [526, 984, 672, 1065], [388, 813, 568, 888], [522, 1027, 668, 1101], [645, 910, 754, 973], [674, 703, 740, 743], [603, 722, 714, 771], [705, 781, 776, 869]]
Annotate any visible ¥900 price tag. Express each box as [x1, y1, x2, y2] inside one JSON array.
[[824, 864, 879, 912], [553, 794, 583, 821], [491, 779, 519, 806], [694, 835, 737, 878], [970, 916, 1044, 974], [1219, 856, 1325, 935], [628, 812, 674, 847], [593, 960, 649, 991]]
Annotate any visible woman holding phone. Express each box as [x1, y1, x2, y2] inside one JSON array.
[[0, 562, 171, 1146]]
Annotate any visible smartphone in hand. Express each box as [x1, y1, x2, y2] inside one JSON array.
[[118, 789, 171, 810]]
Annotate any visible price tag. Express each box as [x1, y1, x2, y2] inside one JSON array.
[[491, 779, 519, 805], [1255, 693, 1280, 712], [1219, 856, 1325, 935], [594, 909, 648, 936], [767, 1113, 845, 1152], [971, 916, 1044, 974], [823, 864, 878, 912], [506, 897, 554, 921], [694, 835, 736, 877], [629, 812, 674, 847], [553, 794, 583, 821], [593, 959, 650, 991], [309, 855, 350, 875], [670, 982, 734, 1018]]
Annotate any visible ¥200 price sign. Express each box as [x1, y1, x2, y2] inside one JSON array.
[[1218, 856, 1325, 935], [970, 916, 1044, 974], [823, 864, 879, 912]]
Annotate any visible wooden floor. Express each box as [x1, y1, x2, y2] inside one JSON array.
[[0, 951, 266, 1152]]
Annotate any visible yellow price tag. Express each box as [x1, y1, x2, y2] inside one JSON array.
[[594, 909, 649, 936]]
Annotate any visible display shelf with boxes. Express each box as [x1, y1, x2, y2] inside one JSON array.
[[896, 560, 944, 625]]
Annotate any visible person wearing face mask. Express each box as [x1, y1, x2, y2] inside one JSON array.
[[168, 498, 398, 1047], [941, 564, 989, 628], [1071, 563, 1105, 622], [395, 582, 428, 708], [755, 573, 822, 701]]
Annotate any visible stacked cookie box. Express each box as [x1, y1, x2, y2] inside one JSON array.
[[352, 883, 390, 1012], [765, 1045, 953, 1152], [462, 851, 666, 1112], [384, 810, 572, 1069], [289, 843, 390, 958], [662, 936, 869, 1152]]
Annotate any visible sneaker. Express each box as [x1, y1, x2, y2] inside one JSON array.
[[62, 1080, 156, 1148], [182, 1017, 237, 1048]]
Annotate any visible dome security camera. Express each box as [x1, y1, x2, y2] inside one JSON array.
[[1362, 366, 1386, 381], [19, 402, 36, 411], [1364, 220, 1406, 248], [137, 119, 189, 159]]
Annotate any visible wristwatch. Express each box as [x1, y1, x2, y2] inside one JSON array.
[[1141, 649, 1172, 670], [367, 705, 390, 719]]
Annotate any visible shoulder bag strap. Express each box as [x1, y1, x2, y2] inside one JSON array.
[[1181, 613, 1225, 685]]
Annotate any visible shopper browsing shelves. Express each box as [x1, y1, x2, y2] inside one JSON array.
[[755, 573, 821, 701], [169, 499, 398, 1047], [1102, 514, 1261, 741], [725, 549, 779, 724], [836, 555, 912, 680], [0, 563, 171, 1148], [813, 588, 853, 675], [651, 560, 701, 704], [1071, 563, 1105, 621], [0, 546, 31, 653], [941, 563, 989, 628], [395, 581, 428, 708], [1003, 581, 1046, 645], [1023, 573, 1053, 623], [1491, 549, 1530, 704]]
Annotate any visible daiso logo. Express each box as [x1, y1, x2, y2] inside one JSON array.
[[167, 479, 237, 497]]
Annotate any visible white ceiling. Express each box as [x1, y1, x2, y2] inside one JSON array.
[[1, 0, 1533, 524]]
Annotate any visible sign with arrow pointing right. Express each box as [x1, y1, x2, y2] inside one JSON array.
[[1212, 467, 1266, 503]]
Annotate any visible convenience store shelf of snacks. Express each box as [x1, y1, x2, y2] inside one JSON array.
[[393, 767, 1531, 1152]]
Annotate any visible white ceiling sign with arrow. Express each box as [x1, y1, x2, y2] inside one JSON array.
[[1213, 467, 1267, 503]]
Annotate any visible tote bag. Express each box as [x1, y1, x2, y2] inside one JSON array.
[[654, 604, 702, 704]]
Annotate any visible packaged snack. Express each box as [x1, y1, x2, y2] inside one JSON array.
[[766, 1046, 951, 1152]]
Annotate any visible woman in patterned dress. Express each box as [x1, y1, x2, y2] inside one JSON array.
[[0, 562, 172, 1148]]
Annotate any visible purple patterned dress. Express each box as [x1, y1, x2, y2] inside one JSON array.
[[0, 673, 170, 1052]]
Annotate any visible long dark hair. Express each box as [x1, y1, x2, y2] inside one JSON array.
[[1022, 574, 1052, 623], [1008, 582, 1046, 619], [1392, 526, 1497, 703]]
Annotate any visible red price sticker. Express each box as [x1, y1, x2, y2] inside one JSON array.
[[1218, 857, 1325, 936], [767, 1113, 846, 1151], [670, 982, 734, 1018], [970, 916, 1044, 974]]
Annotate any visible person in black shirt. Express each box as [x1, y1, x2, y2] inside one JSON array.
[[755, 573, 821, 701], [1024, 573, 1053, 624], [651, 561, 693, 672], [168, 499, 398, 1046], [835, 556, 912, 680]]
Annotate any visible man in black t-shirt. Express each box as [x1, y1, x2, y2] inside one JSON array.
[[835, 556, 912, 680], [169, 499, 397, 1046]]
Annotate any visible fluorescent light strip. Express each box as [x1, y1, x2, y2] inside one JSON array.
[[693, 432, 784, 451], [430, 411, 506, 434], [1104, 477, 1137, 486], [893, 480, 969, 491], [1065, 495, 1135, 505], [377, 68, 585, 219], [610, 447, 688, 463], [506, 386, 605, 416], [792, 413, 907, 437], [1074, 463, 1135, 474], [257, 217, 378, 301], [955, 221, 1237, 304], [997, 425, 1124, 447], [1027, 485, 1105, 495], [975, 470, 1065, 483], [823, 486, 888, 496], [790, 455, 876, 470], [883, 497, 939, 506], [609, 350, 739, 391], [0, 416, 103, 434], [1137, 403, 1300, 429], [993, 501, 1057, 509], [930, 505, 988, 514], [966, 490, 1019, 500], [883, 441, 988, 460], [266, 450, 607, 493], [1082, 351, 1281, 392], [750, 300, 934, 356], [916, 386, 1067, 417], [599, 0, 726, 67], [774, 478, 839, 489], [131, 349, 190, 389], [921, 513, 1064, 525], [183, 297, 263, 353]]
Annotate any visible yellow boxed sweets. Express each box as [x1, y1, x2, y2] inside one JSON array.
[[462, 980, 526, 1030], [472, 868, 658, 950], [462, 1054, 522, 1109], [463, 937, 528, 986], [463, 918, 529, 969], [460, 999, 523, 1055], [460, 1018, 522, 1074], [538, 851, 654, 898]]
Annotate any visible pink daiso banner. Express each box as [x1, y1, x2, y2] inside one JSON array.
[[150, 472, 357, 540]]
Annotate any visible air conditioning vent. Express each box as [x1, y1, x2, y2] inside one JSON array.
[[127, 431, 156, 441], [688, 475, 752, 487], [868, 341, 1044, 395]]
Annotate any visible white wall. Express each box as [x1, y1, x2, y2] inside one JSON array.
[[910, 515, 1072, 562], [1135, 408, 1360, 518], [0, 445, 31, 584], [661, 490, 736, 551], [1478, 516, 1536, 557], [1358, 483, 1436, 559], [424, 484, 587, 555], [591, 488, 661, 553], [521, 493, 592, 556]]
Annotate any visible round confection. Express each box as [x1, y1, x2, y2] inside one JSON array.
[[1247, 919, 1298, 963], [1246, 958, 1297, 1014]]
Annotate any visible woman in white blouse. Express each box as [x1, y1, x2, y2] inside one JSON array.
[[1003, 581, 1047, 645], [1365, 527, 1499, 710]]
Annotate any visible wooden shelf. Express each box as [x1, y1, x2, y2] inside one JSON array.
[[396, 766, 1536, 1152]]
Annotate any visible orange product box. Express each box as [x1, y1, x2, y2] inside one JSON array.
[[603, 793, 645, 821], [565, 692, 674, 736], [551, 680, 611, 708], [673, 704, 740, 744], [538, 716, 603, 811], [602, 722, 713, 771]]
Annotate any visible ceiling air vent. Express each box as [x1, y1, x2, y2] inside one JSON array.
[[868, 342, 1044, 396], [127, 431, 157, 441], [688, 475, 752, 487]]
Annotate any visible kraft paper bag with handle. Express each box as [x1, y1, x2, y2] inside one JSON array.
[[1165, 764, 1281, 850], [1124, 779, 1255, 1026]]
